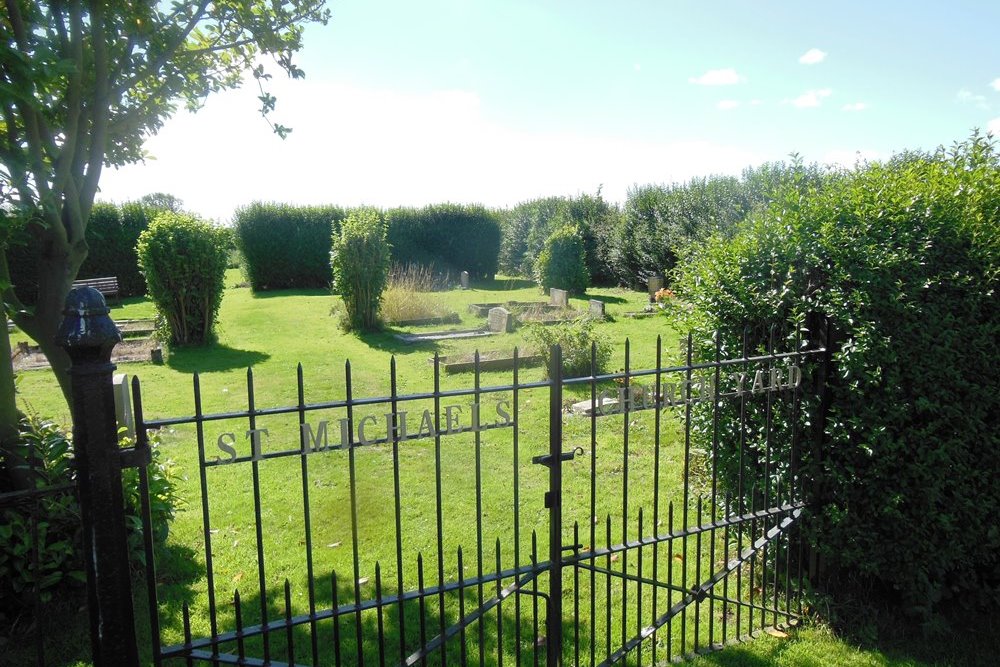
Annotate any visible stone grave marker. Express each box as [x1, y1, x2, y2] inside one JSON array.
[[113, 373, 135, 438], [647, 275, 664, 301], [460, 271, 470, 289], [589, 299, 606, 318], [487, 307, 515, 333], [549, 288, 569, 308]]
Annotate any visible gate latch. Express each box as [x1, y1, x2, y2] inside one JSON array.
[[532, 446, 584, 468]]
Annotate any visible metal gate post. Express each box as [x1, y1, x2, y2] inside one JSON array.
[[57, 287, 140, 666], [546, 344, 564, 666]]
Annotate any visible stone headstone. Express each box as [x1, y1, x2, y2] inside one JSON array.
[[487, 307, 514, 333], [549, 288, 569, 308], [150, 347, 164, 364], [647, 275, 664, 300], [588, 299, 606, 318], [460, 271, 470, 289], [113, 373, 135, 439]]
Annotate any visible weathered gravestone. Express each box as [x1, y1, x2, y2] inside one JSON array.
[[487, 307, 515, 333], [588, 299, 606, 318], [460, 271, 470, 289], [549, 288, 569, 308], [647, 275, 664, 301]]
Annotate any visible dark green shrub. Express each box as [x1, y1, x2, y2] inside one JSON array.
[[331, 208, 391, 332], [526, 317, 611, 379], [385, 204, 501, 279], [77, 201, 154, 297], [234, 202, 346, 291], [0, 417, 180, 609], [498, 193, 621, 284], [136, 212, 229, 345], [673, 133, 1000, 618], [534, 224, 589, 294]]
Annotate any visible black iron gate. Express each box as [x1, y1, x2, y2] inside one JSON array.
[[124, 318, 828, 666]]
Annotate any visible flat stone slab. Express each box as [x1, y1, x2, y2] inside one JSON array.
[[395, 329, 496, 343], [431, 353, 544, 374]]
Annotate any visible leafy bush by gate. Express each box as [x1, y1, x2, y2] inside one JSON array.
[[137, 212, 229, 345], [534, 223, 590, 294], [233, 202, 346, 291], [672, 133, 1000, 619]]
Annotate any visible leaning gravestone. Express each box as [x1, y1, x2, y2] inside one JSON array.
[[549, 288, 569, 308], [487, 307, 515, 333], [460, 271, 470, 289], [589, 299, 606, 318]]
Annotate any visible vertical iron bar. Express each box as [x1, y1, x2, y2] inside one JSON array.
[[182, 601, 193, 667], [588, 341, 598, 667], [234, 591, 245, 662], [418, 554, 427, 666], [458, 548, 468, 666], [722, 492, 731, 645], [636, 508, 644, 664], [285, 579, 295, 664], [296, 364, 320, 665], [681, 333, 693, 653], [620, 339, 630, 652], [344, 361, 364, 667], [496, 540, 504, 667], [666, 502, 674, 660], [132, 379, 163, 667], [190, 373, 219, 656], [651, 335, 662, 667], [532, 532, 539, 667], [376, 563, 386, 667], [433, 353, 449, 667], [331, 572, 342, 667], [513, 348, 522, 667], [604, 515, 611, 662], [694, 498, 702, 652], [390, 357, 407, 661], [471, 352, 483, 666], [573, 521, 580, 667], [546, 344, 564, 667], [29, 432, 43, 667], [246, 367, 271, 661], [709, 331, 722, 649]]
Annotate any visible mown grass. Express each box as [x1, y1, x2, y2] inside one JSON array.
[[8, 272, 997, 666]]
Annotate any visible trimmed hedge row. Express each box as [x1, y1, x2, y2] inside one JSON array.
[[386, 204, 501, 279], [233, 202, 347, 291], [673, 134, 1000, 618]]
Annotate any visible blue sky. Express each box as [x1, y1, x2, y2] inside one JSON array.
[[99, 0, 1000, 221]]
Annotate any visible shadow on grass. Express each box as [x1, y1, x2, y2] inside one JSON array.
[[152, 570, 585, 667], [167, 344, 270, 373], [250, 286, 331, 299], [584, 293, 628, 305], [358, 329, 442, 355], [472, 277, 537, 291]]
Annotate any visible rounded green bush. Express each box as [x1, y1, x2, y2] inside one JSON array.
[[136, 212, 229, 345], [331, 208, 391, 332], [673, 134, 1000, 618], [535, 224, 590, 294]]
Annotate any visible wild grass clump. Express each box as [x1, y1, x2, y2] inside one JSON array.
[[379, 264, 457, 324]]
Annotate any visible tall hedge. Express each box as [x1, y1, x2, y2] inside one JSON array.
[[331, 208, 391, 332], [137, 212, 229, 345], [385, 204, 500, 279], [497, 193, 620, 285], [5, 201, 155, 303], [234, 202, 346, 291], [673, 134, 1000, 618]]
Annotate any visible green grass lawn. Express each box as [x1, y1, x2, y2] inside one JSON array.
[[8, 271, 997, 666]]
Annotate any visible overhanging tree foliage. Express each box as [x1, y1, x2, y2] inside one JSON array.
[[0, 1, 328, 456]]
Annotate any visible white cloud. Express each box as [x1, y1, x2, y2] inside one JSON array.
[[716, 99, 741, 110], [842, 102, 867, 112], [798, 48, 827, 65], [689, 68, 745, 85], [97, 80, 767, 222], [790, 88, 833, 108], [749, 99, 763, 106], [988, 118, 1000, 135], [822, 149, 883, 168], [633, 63, 641, 72], [957, 89, 990, 110], [991, 78, 1000, 92]]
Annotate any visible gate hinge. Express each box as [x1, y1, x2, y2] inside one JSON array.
[[532, 446, 584, 468], [120, 445, 151, 469]]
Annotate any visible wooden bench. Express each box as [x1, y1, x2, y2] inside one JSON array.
[[72, 276, 120, 304]]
